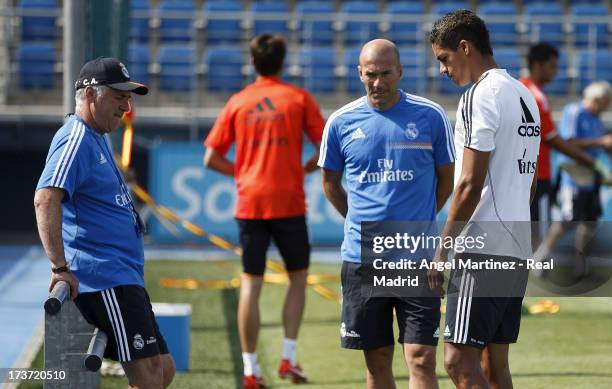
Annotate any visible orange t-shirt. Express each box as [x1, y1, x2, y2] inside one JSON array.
[[520, 77, 558, 181], [205, 76, 325, 219]]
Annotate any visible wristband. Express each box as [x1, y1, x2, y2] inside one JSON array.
[[51, 264, 70, 274]]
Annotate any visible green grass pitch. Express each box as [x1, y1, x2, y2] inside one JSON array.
[[20, 259, 612, 388]]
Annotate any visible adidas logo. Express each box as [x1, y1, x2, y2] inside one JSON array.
[[247, 96, 276, 115], [98, 152, 107, 164], [444, 325, 451, 337], [352, 127, 366, 140], [517, 97, 540, 137], [433, 328, 440, 338], [245, 96, 284, 125]]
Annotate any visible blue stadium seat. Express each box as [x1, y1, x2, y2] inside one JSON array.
[[296, 1, 335, 46], [522, 0, 560, 4], [343, 47, 362, 94], [129, 0, 150, 43], [298, 47, 337, 93], [478, 0, 514, 3], [570, 4, 609, 48], [494, 47, 522, 78], [204, 47, 244, 92], [431, 2, 472, 17], [524, 3, 564, 46], [398, 48, 427, 94], [204, 1, 242, 45], [251, 1, 289, 37], [543, 53, 569, 95], [158, 45, 196, 91], [479, 3, 518, 47], [576, 51, 612, 91], [18, 0, 58, 41], [342, 47, 364, 94], [17, 42, 55, 89], [386, 2, 424, 46], [158, 0, 195, 43], [128, 44, 150, 86], [341, 1, 380, 47]]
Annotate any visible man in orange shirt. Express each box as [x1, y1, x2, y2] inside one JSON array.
[[204, 34, 324, 389], [519, 43, 595, 243]]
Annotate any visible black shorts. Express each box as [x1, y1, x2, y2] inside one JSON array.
[[74, 285, 169, 362], [444, 254, 527, 349], [236, 215, 310, 276], [340, 262, 441, 350], [571, 188, 602, 221]]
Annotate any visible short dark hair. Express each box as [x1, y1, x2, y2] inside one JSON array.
[[429, 10, 493, 56], [249, 34, 286, 76], [526, 43, 559, 70]]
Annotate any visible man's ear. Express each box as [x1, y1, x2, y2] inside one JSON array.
[[358, 65, 364, 82], [459, 40, 470, 56], [84, 86, 95, 102]]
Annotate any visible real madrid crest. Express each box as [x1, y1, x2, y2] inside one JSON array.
[[405, 122, 419, 140], [133, 334, 144, 350]]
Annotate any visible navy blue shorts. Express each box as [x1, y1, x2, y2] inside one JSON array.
[[340, 261, 441, 350], [74, 285, 169, 362], [444, 254, 527, 349]]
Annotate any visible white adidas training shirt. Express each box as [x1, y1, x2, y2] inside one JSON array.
[[454, 69, 541, 259]]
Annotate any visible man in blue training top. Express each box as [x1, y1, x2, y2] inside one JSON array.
[[34, 57, 175, 389], [319, 39, 455, 388], [534, 80, 612, 278]]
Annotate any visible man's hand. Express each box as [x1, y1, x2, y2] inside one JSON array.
[[427, 264, 446, 298], [321, 168, 348, 218], [427, 247, 447, 298], [303, 154, 319, 174], [304, 142, 321, 174], [49, 271, 79, 300], [600, 134, 612, 150]]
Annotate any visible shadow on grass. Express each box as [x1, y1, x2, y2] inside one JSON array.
[[512, 371, 612, 378], [182, 368, 235, 376], [323, 371, 612, 386], [221, 288, 243, 389]]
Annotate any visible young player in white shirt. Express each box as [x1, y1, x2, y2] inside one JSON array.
[[428, 10, 541, 389]]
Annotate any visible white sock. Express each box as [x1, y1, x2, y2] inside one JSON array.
[[533, 244, 550, 263], [242, 352, 260, 376], [282, 338, 297, 365]]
